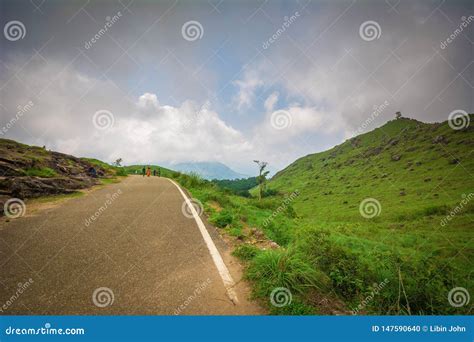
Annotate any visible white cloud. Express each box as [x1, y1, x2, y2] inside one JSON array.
[[264, 92, 279, 112], [0, 60, 253, 170], [232, 68, 264, 110]]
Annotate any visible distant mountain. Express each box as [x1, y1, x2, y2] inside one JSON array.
[[171, 162, 248, 180]]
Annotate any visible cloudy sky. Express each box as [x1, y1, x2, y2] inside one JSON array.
[[0, 0, 472, 175]]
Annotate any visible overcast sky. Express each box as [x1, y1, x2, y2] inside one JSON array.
[[0, 0, 472, 175]]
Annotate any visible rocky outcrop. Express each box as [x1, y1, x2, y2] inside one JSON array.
[[0, 176, 98, 199], [0, 138, 115, 205]]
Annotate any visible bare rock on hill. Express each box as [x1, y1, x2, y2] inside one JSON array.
[[251, 228, 265, 239], [0, 161, 24, 176], [364, 147, 383, 157], [350, 137, 361, 148], [433, 135, 447, 144], [0, 139, 115, 203], [387, 138, 399, 146], [449, 158, 460, 165], [1, 176, 98, 199], [269, 241, 279, 249], [391, 155, 401, 161]]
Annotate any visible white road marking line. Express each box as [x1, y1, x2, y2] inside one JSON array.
[[167, 178, 239, 304]]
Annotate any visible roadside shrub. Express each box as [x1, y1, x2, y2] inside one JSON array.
[[269, 299, 316, 315], [114, 167, 128, 176], [246, 249, 330, 299], [251, 197, 280, 210], [232, 244, 260, 261], [263, 221, 292, 247], [296, 228, 369, 298], [201, 190, 232, 207], [178, 171, 205, 188], [210, 209, 234, 228]]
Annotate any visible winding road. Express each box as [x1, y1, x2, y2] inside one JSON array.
[[0, 176, 262, 315]]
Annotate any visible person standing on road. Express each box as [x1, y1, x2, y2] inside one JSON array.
[[153, 169, 156, 176], [146, 166, 151, 177], [142, 166, 146, 177]]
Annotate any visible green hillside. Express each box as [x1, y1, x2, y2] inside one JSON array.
[[263, 116, 474, 314], [178, 116, 473, 315]]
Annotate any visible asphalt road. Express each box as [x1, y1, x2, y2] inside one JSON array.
[[0, 176, 262, 315]]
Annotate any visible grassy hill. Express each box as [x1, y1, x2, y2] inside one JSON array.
[[178, 116, 473, 315], [262, 116, 473, 314]]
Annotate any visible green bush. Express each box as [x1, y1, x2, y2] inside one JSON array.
[[246, 249, 329, 299], [269, 299, 316, 315], [251, 197, 280, 210], [234, 189, 251, 197], [178, 172, 205, 188], [24, 167, 57, 177], [262, 188, 279, 197], [114, 167, 128, 176], [210, 209, 234, 228], [263, 221, 292, 247], [232, 244, 260, 261], [201, 190, 232, 207]]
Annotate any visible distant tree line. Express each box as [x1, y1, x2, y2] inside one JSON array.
[[212, 177, 258, 197]]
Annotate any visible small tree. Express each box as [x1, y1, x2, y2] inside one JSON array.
[[395, 111, 402, 119], [113, 158, 123, 167], [253, 160, 269, 201]]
